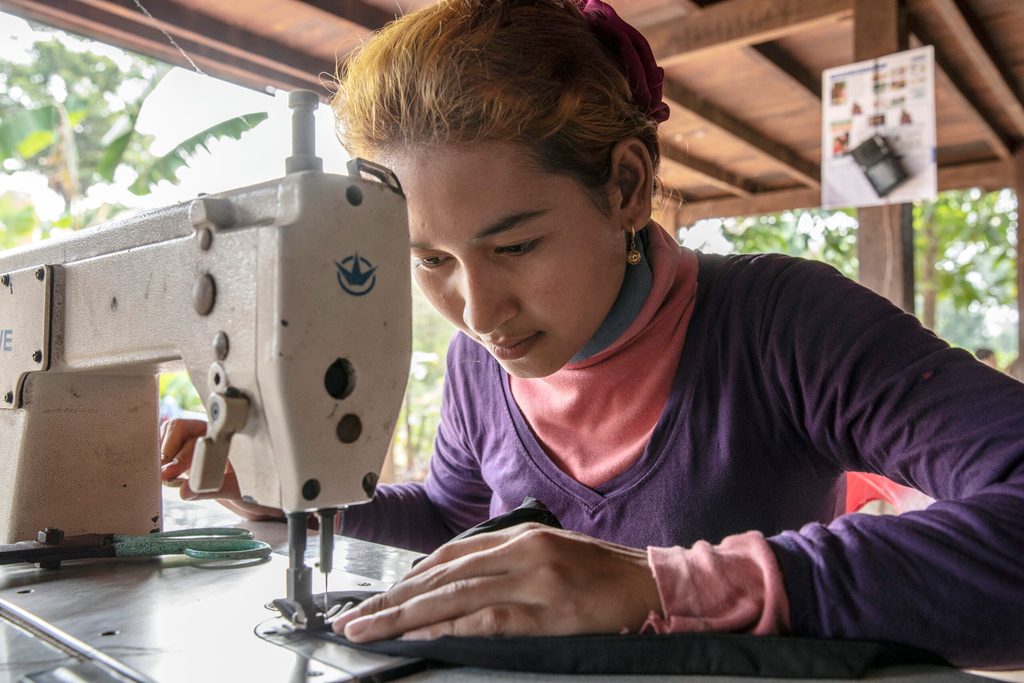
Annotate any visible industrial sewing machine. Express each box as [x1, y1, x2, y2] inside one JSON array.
[[0, 91, 411, 631]]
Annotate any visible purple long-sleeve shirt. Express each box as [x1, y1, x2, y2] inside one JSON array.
[[343, 252, 1024, 667]]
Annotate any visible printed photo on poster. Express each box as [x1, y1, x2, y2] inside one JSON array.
[[821, 45, 937, 209]]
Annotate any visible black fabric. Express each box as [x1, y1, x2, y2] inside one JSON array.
[[315, 589, 383, 612], [411, 496, 561, 567], [323, 631, 946, 678], [449, 496, 561, 541]]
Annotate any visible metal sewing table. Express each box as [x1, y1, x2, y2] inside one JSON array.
[[0, 496, 1005, 682]]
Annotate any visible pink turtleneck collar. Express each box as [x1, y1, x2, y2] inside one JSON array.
[[509, 224, 699, 488]]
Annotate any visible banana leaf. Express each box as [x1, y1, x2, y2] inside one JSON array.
[[129, 111, 269, 195]]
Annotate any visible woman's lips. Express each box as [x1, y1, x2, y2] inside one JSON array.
[[485, 332, 542, 361]]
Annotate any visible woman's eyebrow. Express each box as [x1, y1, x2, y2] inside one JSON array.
[[471, 210, 547, 242], [410, 210, 548, 250]]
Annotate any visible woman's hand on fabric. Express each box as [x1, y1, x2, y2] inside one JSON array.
[[331, 523, 660, 642], [159, 418, 284, 521]]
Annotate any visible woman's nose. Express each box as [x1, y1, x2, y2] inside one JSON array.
[[461, 268, 517, 337]]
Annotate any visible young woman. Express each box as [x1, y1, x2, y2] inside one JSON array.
[[161, 0, 1024, 668]]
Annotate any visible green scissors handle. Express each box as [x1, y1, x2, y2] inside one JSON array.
[[111, 528, 272, 561]]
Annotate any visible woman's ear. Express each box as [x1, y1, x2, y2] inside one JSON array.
[[606, 138, 654, 232]]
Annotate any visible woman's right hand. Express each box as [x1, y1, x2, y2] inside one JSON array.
[[159, 418, 284, 521]]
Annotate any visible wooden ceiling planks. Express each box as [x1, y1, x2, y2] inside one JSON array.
[[644, 0, 853, 67], [678, 157, 1014, 224], [0, 0, 340, 91], [171, 0, 373, 63], [907, 0, 1024, 143], [662, 56, 822, 186], [0, 0, 1020, 221]]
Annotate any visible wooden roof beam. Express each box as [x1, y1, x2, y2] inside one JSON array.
[[906, 0, 1024, 140], [747, 43, 821, 101], [644, 0, 853, 67], [676, 186, 819, 226], [296, 0, 398, 31], [909, 34, 1012, 160], [78, 0, 323, 78], [676, 159, 1013, 224], [662, 80, 820, 188], [936, 158, 1013, 192], [0, 0, 326, 92], [663, 0, 821, 102], [661, 144, 758, 198]]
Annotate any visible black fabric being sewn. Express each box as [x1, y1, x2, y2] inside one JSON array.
[[320, 631, 946, 678]]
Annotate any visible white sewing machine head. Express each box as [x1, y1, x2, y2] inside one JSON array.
[[0, 92, 411, 543]]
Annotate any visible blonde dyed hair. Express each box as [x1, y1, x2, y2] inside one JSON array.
[[332, 0, 660, 199]]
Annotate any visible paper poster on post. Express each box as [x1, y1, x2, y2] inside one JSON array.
[[821, 45, 936, 209]]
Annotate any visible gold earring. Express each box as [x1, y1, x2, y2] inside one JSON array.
[[626, 227, 641, 265]]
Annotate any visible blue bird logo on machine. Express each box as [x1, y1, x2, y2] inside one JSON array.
[[336, 253, 377, 296]]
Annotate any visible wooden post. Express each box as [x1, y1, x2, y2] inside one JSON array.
[[854, 0, 915, 312], [1016, 148, 1024, 361]]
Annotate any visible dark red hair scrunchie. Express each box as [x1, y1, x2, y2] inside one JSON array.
[[576, 0, 670, 124]]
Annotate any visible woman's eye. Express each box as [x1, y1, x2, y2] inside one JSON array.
[[496, 239, 539, 256], [414, 255, 448, 269]]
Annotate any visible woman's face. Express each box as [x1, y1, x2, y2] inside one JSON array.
[[388, 142, 633, 378]]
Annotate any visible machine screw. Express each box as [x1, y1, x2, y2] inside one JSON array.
[[32, 350, 42, 363], [3, 391, 12, 404], [37, 527, 64, 544], [0, 274, 9, 286], [362, 472, 378, 498], [35, 268, 44, 281], [192, 274, 217, 316], [213, 332, 229, 360], [346, 185, 364, 207], [302, 479, 321, 501]]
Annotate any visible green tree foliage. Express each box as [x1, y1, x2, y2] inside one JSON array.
[[915, 189, 1017, 332], [717, 208, 860, 278], [0, 23, 268, 232], [0, 33, 160, 219]]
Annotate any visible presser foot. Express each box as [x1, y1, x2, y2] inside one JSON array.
[[272, 597, 326, 631], [272, 590, 376, 631]]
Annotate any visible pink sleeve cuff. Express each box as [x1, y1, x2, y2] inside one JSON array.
[[641, 531, 790, 636]]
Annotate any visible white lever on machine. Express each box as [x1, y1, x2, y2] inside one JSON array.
[[190, 392, 249, 492]]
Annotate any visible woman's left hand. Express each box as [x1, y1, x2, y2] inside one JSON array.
[[332, 523, 661, 642]]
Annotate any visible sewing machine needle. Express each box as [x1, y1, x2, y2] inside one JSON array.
[[318, 509, 337, 609]]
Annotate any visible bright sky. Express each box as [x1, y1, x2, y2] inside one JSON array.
[[0, 10, 350, 220]]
